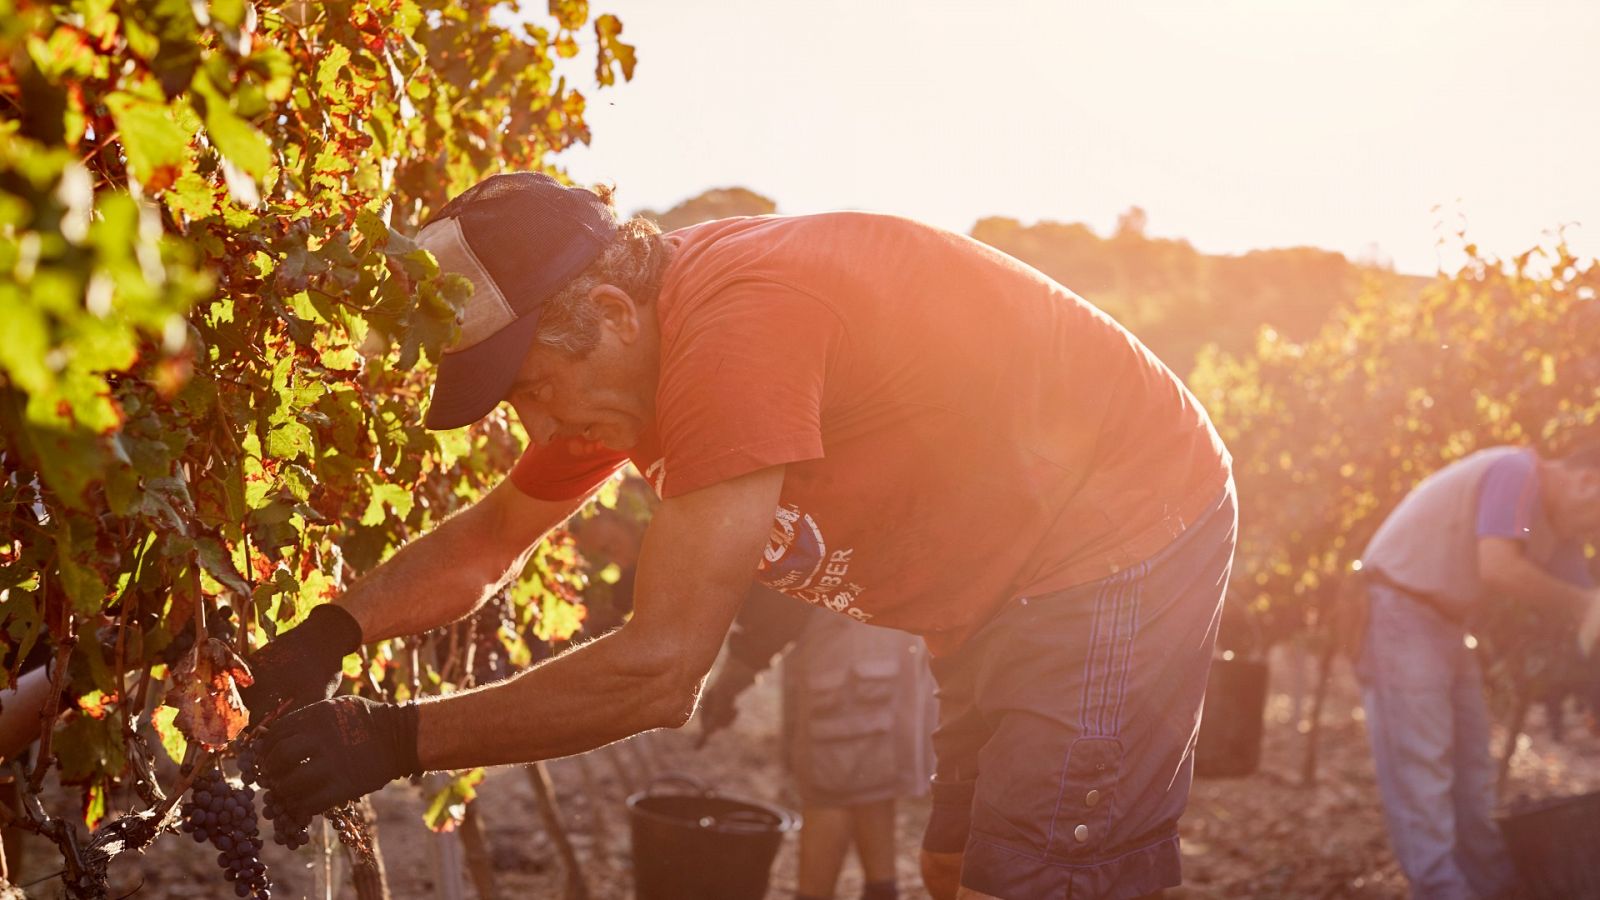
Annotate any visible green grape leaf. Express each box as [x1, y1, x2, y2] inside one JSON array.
[[105, 91, 193, 192]]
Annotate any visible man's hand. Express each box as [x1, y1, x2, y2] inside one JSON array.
[[258, 696, 422, 818], [695, 657, 760, 749], [240, 605, 363, 722]]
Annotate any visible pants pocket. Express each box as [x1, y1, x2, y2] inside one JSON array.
[[804, 706, 897, 799]]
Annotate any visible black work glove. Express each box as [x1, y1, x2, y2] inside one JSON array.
[[695, 657, 760, 749], [258, 695, 423, 818], [240, 604, 363, 722]]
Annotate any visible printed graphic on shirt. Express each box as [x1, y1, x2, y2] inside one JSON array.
[[759, 503, 872, 621], [642, 458, 666, 498]]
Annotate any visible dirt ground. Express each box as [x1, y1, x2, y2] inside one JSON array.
[[9, 645, 1600, 899]]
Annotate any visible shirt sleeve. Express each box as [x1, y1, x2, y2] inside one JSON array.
[[651, 282, 843, 498], [1475, 451, 1541, 541], [509, 436, 630, 501]]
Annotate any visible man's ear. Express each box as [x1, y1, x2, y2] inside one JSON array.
[[589, 284, 640, 342]]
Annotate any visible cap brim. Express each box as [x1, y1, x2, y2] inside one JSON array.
[[422, 310, 544, 430]]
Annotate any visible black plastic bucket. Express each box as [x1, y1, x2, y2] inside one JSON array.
[[627, 774, 800, 900], [1497, 792, 1600, 899], [1193, 656, 1269, 779]]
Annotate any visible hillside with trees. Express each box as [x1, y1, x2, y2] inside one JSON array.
[[971, 208, 1427, 373]]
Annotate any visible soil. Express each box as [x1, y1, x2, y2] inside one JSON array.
[[8, 645, 1600, 899]]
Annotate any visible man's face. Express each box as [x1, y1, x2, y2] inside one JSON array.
[[506, 286, 657, 451]]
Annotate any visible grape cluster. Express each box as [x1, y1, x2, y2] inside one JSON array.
[[262, 789, 313, 850], [324, 802, 375, 864], [236, 741, 261, 789], [238, 739, 313, 850], [469, 595, 516, 683], [179, 768, 270, 898]]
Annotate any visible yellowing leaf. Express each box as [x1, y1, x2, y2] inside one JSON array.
[[317, 43, 352, 93], [151, 705, 189, 764], [594, 14, 636, 86], [423, 769, 485, 832]]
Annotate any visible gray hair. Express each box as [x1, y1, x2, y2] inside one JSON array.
[[535, 186, 672, 355]]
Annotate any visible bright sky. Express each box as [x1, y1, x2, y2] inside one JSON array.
[[553, 0, 1600, 275]]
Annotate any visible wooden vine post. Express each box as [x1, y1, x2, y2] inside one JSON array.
[[458, 805, 499, 900], [527, 762, 591, 900], [1299, 616, 1341, 787]]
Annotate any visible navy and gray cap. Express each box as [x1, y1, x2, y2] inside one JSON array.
[[414, 172, 617, 430]]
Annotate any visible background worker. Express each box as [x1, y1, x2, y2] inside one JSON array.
[[1356, 443, 1600, 899], [699, 588, 937, 900]]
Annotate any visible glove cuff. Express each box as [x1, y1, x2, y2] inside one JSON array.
[[303, 604, 364, 663], [387, 701, 425, 779], [714, 656, 762, 694]]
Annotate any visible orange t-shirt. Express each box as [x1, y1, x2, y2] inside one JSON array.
[[511, 213, 1231, 656]]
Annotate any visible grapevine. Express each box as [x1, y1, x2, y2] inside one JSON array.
[[0, 0, 636, 896], [179, 766, 270, 898]]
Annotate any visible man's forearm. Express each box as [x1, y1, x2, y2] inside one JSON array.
[[413, 624, 691, 770], [0, 666, 59, 761], [1490, 552, 1594, 614], [339, 510, 532, 641], [407, 466, 783, 772]]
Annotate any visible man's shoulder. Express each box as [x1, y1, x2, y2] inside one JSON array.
[[1414, 446, 1532, 493], [666, 210, 936, 260], [1364, 447, 1530, 554], [1456, 444, 1532, 469], [657, 214, 902, 328], [1479, 446, 1538, 478], [1474, 446, 1546, 541]]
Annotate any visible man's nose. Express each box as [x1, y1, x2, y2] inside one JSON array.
[[516, 406, 560, 444], [530, 415, 561, 444]]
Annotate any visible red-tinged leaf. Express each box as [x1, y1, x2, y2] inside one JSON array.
[[76, 689, 119, 719], [83, 782, 108, 831], [169, 638, 254, 749]]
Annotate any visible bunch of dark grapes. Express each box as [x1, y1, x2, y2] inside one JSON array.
[[238, 733, 313, 845], [469, 593, 516, 683], [261, 789, 313, 850], [179, 767, 270, 898], [238, 737, 314, 850], [237, 739, 260, 784]]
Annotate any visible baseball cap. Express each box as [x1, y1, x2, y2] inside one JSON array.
[[413, 172, 617, 430]]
